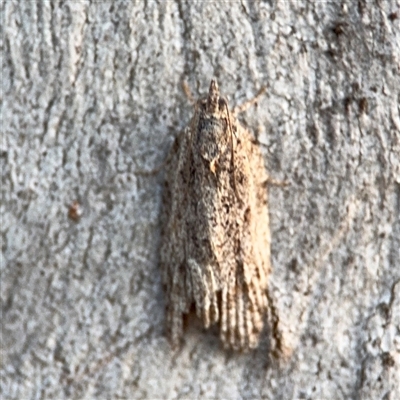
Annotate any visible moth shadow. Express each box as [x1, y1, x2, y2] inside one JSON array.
[[182, 306, 275, 362]]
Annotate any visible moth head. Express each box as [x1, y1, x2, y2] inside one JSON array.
[[205, 79, 229, 115]]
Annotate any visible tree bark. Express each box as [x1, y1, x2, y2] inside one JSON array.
[[2, 1, 399, 399]]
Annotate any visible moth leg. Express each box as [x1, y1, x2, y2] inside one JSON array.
[[266, 176, 290, 187], [181, 80, 196, 105], [233, 86, 266, 116], [134, 130, 186, 176]]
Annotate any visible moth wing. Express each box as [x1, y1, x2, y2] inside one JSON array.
[[160, 129, 194, 345], [218, 126, 271, 350]]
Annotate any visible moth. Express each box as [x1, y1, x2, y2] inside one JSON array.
[[160, 80, 273, 351]]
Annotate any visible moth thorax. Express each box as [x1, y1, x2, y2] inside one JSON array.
[[207, 79, 220, 114]]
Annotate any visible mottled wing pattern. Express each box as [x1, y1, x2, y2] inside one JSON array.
[[213, 124, 271, 350], [161, 80, 272, 351], [160, 129, 193, 345]]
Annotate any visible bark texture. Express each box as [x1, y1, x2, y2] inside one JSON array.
[[2, 1, 400, 399]]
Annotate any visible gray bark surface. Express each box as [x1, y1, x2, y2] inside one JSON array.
[[1, 1, 399, 399]]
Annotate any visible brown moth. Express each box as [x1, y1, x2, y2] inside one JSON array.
[[160, 80, 273, 351]]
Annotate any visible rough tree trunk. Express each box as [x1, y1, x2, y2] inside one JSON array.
[[1, 1, 399, 399]]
